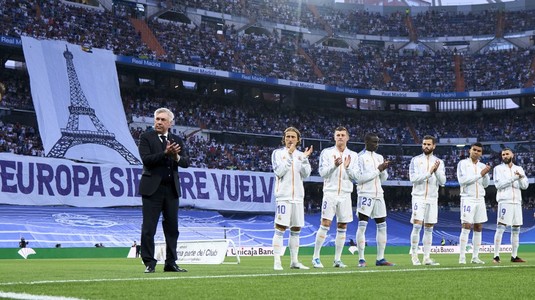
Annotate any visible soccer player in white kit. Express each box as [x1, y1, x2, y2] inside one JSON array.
[[456, 142, 491, 264], [355, 133, 394, 267], [409, 135, 446, 266], [311, 126, 359, 268], [492, 148, 529, 263], [271, 127, 313, 270]]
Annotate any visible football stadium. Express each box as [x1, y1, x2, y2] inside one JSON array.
[[0, 0, 534, 299]]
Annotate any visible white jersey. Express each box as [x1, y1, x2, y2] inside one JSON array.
[[271, 147, 311, 203], [356, 150, 388, 198], [409, 153, 446, 202], [318, 146, 359, 195], [493, 163, 529, 204], [456, 158, 490, 201]]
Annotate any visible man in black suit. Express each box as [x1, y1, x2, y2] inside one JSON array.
[[19, 237, 28, 248], [139, 107, 190, 273]]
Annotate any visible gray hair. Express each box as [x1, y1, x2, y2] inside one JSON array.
[[154, 107, 174, 124]]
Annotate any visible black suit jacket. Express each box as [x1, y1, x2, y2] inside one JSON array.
[[138, 130, 189, 197]]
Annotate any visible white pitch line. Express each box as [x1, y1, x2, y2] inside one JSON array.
[[0, 264, 532, 287], [0, 291, 84, 300]]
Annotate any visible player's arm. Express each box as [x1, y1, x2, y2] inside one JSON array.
[[409, 157, 429, 184], [481, 164, 491, 188], [272, 149, 291, 178], [345, 152, 360, 182], [517, 167, 529, 190], [493, 166, 513, 190], [456, 160, 480, 186], [355, 156, 380, 184], [378, 164, 389, 183], [299, 153, 312, 179], [318, 149, 337, 178], [435, 159, 447, 186], [139, 133, 166, 168], [378, 156, 389, 182]]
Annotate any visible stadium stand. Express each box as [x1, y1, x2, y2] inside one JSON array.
[[2, 81, 534, 179], [2, 0, 535, 92], [0, 0, 534, 248]]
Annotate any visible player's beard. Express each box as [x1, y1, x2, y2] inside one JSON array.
[[502, 157, 512, 164], [423, 148, 433, 155]]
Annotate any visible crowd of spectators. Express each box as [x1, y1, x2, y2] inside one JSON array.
[[412, 9, 535, 38], [385, 48, 458, 92], [329, 9, 410, 37], [182, 0, 325, 31], [0, 120, 43, 156], [182, 0, 535, 38], [179, 0, 247, 17], [305, 43, 387, 89], [2, 0, 535, 93], [121, 88, 535, 145], [463, 49, 534, 91], [1, 69, 534, 182], [146, 19, 236, 71], [411, 9, 498, 38], [0, 0, 155, 58], [3, 68, 535, 149], [0, 70, 34, 111], [122, 89, 418, 144]]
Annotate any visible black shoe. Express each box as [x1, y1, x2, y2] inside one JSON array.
[[164, 264, 187, 272], [144, 265, 155, 273], [511, 256, 526, 263]]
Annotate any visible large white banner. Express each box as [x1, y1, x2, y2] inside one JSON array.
[[0, 154, 276, 211], [21, 36, 141, 165]]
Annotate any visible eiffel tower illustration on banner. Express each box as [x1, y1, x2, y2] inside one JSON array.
[[47, 45, 141, 165]]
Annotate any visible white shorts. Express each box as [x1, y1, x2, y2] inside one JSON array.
[[497, 202, 523, 226], [460, 199, 487, 224], [320, 192, 353, 223], [410, 200, 438, 224], [356, 196, 387, 219], [274, 201, 304, 228]]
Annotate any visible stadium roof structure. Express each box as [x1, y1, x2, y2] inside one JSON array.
[[424, 0, 515, 6], [350, 0, 516, 6]]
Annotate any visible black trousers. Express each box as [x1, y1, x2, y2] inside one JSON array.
[[141, 184, 179, 267]]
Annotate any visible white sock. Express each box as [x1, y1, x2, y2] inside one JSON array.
[[459, 228, 470, 258], [423, 226, 433, 260], [511, 226, 520, 258], [357, 221, 368, 260], [472, 231, 482, 259], [410, 224, 422, 256], [272, 228, 284, 263], [376, 222, 387, 261], [334, 228, 346, 261], [289, 230, 300, 264], [493, 224, 506, 257], [313, 225, 329, 259]]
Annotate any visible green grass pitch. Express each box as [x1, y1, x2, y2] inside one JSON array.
[[1, 251, 534, 299]]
